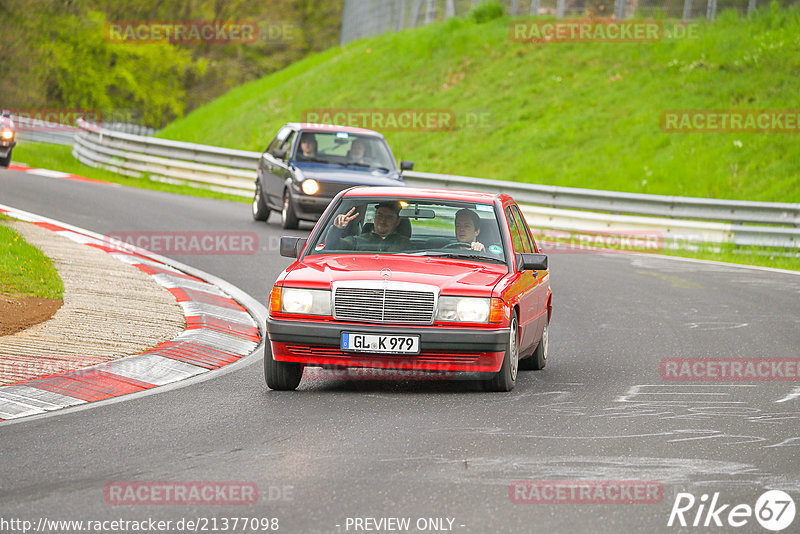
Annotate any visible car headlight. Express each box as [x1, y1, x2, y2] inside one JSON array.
[[301, 179, 320, 195], [1, 129, 13, 141], [270, 287, 331, 315], [436, 296, 491, 323]]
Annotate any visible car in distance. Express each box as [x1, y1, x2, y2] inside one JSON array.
[[265, 187, 551, 392], [0, 111, 16, 168], [252, 123, 413, 229]]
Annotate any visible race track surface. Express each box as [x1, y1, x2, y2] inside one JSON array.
[[1, 169, 799, 533]]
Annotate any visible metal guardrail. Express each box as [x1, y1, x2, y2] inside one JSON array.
[[73, 119, 257, 196], [12, 115, 77, 146], [70, 120, 799, 249]]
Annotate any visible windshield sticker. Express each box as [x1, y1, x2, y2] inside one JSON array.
[[336, 132, 349, 138], [489, 245, 503, 255], [476, 204, 494, 212]]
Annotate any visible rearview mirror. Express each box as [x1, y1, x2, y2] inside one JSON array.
[[400, 161, 414, 171], [398, 208, 435, 219], [280, 237, 307, 258], [516, 253, 548, 271]]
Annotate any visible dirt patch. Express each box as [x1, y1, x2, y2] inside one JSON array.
[[0, 295, 63, 336]]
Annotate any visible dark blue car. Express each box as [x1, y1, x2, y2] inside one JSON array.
[[252, 123, 413, 229]]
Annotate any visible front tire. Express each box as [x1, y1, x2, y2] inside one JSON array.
[[520, 321, 547, 370], [264, 340, 303, 391], [252, 181, 270, 221], [281, 189, 299, 229], [485, 312, 519, 392], [0, 149, 11, 168]]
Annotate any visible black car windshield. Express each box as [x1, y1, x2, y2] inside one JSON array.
[[294, 132, 395, 170], [306, 198, 507, 264]]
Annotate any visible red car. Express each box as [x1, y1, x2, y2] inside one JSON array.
[[265, 187, 551, 391]]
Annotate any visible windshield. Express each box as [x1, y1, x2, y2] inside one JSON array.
[[293, 132, 395, 170], [306, 197, 507, 264]]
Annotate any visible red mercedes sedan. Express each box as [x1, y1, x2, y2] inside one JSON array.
[[265, 187, 551, 391]]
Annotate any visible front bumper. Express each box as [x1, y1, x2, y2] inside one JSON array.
[[293, 193, 334, 221], [0, 141, 15, 157], [267, 317, 508, 373]]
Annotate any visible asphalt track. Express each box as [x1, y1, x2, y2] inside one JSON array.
[[1, 168, 799, 534]]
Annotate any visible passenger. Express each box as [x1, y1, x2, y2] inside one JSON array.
[[327, 201, 410, 252], [348, 139, 369, 164], [454, 208, 485, 252]]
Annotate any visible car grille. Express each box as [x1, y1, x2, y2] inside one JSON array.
[[334, 286, 436, 324]]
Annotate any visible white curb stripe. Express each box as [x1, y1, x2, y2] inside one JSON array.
[[103, 354, 209, 386], [0, 386, 87, 419], [151, 273, 229, 296], [174, 330, 259, 356], [180, 301, 255, 326]]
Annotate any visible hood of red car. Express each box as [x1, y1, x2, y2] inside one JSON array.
[[283, 254, 507, 297]]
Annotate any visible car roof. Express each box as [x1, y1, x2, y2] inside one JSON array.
[[284, 122, 384, 138], [342, 187, 504, 203]]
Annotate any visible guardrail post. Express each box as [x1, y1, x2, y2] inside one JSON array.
[[682, 0, 692, 20], [445, 0, 455, 18], [614, 0, 628, 20], [424, 0, 437, 24], [706, 0, 717, 20]]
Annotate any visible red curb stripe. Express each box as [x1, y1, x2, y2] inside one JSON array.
[[134, 263, 204, 282], [167, 287, 190, 302], [185, 316, 260, 341], [64, 174, 113, 185], [33, 222, 68, 232], [86, 243, 154, 262], [169, 288, 242, 310], [24, 370, 154, 402], [144, 341, 240, 369]]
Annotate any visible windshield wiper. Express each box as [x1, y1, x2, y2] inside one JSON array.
[[407, 251, 506, 264], [338, 162, 392, 172]]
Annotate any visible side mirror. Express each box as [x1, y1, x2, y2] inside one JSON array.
[[280, 237, 307, 258], [400, 161, 414, 171], [273, 148, 287, 160], [516, 253, 548, 271]]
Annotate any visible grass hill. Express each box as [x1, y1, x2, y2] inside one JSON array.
[[158, 3, 800, 202]]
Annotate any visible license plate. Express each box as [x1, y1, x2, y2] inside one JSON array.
[[341, 332, 420, 354]]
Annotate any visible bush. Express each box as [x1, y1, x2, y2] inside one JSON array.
[[468, 1, 506, 23]]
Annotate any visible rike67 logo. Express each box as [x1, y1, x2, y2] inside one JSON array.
[[668, 490, 796, 531]]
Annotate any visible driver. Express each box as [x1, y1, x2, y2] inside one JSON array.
[[326, 201, 410, 252], [297, 133, 317, 160], [454, 209, 485, 252]]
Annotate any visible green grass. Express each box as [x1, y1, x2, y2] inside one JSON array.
[[159, 4, 800, 203], [0, 220, 64, 299], [12, 142, 248, 204]]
